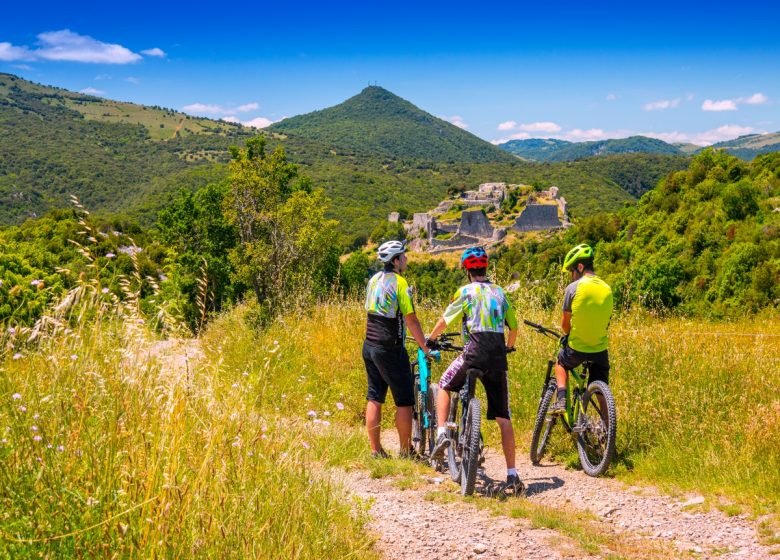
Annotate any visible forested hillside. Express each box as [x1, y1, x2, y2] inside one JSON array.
[[499, 136, 684, 161]]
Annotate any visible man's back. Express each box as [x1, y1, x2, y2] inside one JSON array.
[[564, 275, 613, 353]]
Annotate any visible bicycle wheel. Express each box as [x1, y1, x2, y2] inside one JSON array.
[[447, 394, 461, 482], [530, 380, 558, 465], [412, 377, 425, 455], [461, 397, 481, 496], [576, 380, 617, 477]]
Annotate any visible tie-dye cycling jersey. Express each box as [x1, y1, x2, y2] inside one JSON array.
[[441, 281, 518, 371], [364, 271, 415, 347]]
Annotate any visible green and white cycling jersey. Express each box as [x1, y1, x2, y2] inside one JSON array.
[[563, 274, 613, 353], [364, 271, 415, 347], [442, 281, 518, 371]]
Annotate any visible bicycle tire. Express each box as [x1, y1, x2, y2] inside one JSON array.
[[447, 394, 461, 483], [412, 377, 425, 455], [576, 380, 617, 477], [461, 397, 481, 496], [530, 380, 558, 465]]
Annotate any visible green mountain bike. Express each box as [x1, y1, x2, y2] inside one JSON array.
[[524, 320, 617, 477]]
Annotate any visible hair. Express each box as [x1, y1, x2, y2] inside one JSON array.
[[467, 267, 488, 279], [384, 261, 396, 272], [578, 258, 595, 272]]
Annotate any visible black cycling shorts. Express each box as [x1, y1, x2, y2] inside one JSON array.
[[362, 341, 414, 407], [557, 344, 610, 385], [439, 352, 511, 420]]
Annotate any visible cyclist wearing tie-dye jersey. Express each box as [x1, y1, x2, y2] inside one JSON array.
[[363, 240, 431, 459], [426, 247, 522, 493]]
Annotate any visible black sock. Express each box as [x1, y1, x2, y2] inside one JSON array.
[[557, 388, 566, 401]]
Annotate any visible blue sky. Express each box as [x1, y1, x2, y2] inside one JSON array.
[[2, 0, 779, 145]]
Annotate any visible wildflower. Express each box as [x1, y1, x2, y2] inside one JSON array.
[[105, 252, 115, 259], [261, 434, 268, 440], [11, 393, 21, 400], [322, 420, 331, 427], [313, 418, 322, 425], [137, 318, 145, 325], [30, 279, 40, 287], [281, 394, 287, 399], [301, 442, 310, 449], [231, 438, 241, 448], [336, 402, 345, 411], [46, 443, 53, 449], [70, 354, 78, 361], [242, 371, 249, 377], [57, 445, 64, 452], [8, 327, 15, 335], [231, 383, 239, 389], [323, 411, 331, 417], [101, 287, 109, 294], [12, 353, 22, 360], [31, 425, 38, 432], [86, 497, 99, 506], [0, 439, 7, 444], [247, 451, 254, 457], [33, 435, 42, 442], [307, 410, 316, 417], [33, 414, 39, 420], [19, 405, 27, 412]]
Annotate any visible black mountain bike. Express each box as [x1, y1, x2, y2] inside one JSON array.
[[408, 332, 460, 457], [524, 320, 616, 477]]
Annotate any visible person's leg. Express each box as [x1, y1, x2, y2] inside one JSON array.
[[432, 354, 467, 458], [366, 400, 383, 453], [483, 371, 516, 472], [363, 342, 388, 454], [552, 345, 579, 413], [587, 351, 610, 421], [396, 406, 412, 453], [495, 417, 516, 470], [436, 385, 450, 430]]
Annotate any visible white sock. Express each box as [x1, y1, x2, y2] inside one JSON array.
[[437, 427, 447, 438], [507, 468, 517, 477]]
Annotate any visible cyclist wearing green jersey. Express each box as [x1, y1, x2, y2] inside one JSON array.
[[363, 240, 432, 458], [426, 247, 522, 493], [550, 243, 614, 414]]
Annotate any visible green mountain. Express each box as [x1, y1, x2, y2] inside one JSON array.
[[709, 132, 780, 160], [498, 136, 683, 162], [498, 138, 572, 160], [268, 86, 516, 163]]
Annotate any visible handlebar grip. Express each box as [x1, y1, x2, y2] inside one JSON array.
[[523, 319, 542, 329]]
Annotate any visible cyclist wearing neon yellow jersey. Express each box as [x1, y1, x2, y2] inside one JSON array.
[[363, 240, 431, 459], [426, 247, 522, 494], [550, 243, 613, 414]]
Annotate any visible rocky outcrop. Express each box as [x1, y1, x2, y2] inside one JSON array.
[[512, 204, 562, 232]]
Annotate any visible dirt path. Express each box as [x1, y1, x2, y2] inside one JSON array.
[[346, 432, 773, 559]]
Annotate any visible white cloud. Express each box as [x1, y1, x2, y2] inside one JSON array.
[[496, 120, 561, 133], [141, 47, 166, 58], [558, 128, 612, 142], [702, 99, 738, 111], [491, 132, 531, 144], [644, 98, 680, 111], [94, 73, 112, 80], [692, 124, 758, 145], [0, 42, 34, 61], [441, 115, 468, 129], [79, 87, 105, 95], [35, 30, 142, 64], [237, 102, 259, 112], [686, 93, 695, 101], [606, 93, 618, 101], [222, 115, 275, 128], [183, 101, 261, 116], [519, 121, 561, 133], [12, 64, 33, 71], [739, 92, 768, 105], [125, 76, 140, 84]]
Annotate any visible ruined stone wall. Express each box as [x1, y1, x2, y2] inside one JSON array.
[[512, 204, 562, 232], [458, 209, 494, 238]]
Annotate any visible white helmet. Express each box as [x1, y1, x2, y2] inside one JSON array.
[[377, 240, 406, 263]]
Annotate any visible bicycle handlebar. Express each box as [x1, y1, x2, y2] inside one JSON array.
[[523, 319, 562, 340]]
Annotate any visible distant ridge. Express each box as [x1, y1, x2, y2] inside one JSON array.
[[499, 136, 683, 161], [500, 133, 780, 162], [268, 86, 516, 163]]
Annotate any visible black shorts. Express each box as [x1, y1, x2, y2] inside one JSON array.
[[439, 352, 511, 420], [362, 341, 414, 407], [557, 344, 610, 385]]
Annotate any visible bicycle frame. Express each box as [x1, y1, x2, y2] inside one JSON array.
[[416, 347, 436, 430]]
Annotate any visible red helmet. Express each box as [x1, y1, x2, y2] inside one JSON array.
[[461, 247, 488, 270]]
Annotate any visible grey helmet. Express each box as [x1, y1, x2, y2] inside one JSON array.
[[377, 240, 406, 263]]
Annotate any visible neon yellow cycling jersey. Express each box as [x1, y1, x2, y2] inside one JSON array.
[[563, 274, 613, 353], [365, 271, 415, 347]]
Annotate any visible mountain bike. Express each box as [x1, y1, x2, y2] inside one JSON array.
[[436, 342, 515, 496], [408, 332, 460, 457], [524, 320, 616, 477]]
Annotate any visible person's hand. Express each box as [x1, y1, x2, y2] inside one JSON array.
[[559, 334, 568, 348], [506, 346, 516, 354], [425, 337, 441, 351]]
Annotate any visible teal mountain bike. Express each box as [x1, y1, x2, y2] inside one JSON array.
[[524, 320, 617, 477]]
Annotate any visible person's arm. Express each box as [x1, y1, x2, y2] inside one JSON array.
[[405, 313, 430, 351], [561, 311, 572, 335], [504, 292, 519, 349], [428, 289, 465, 343], [427, 316, 448, 341]]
